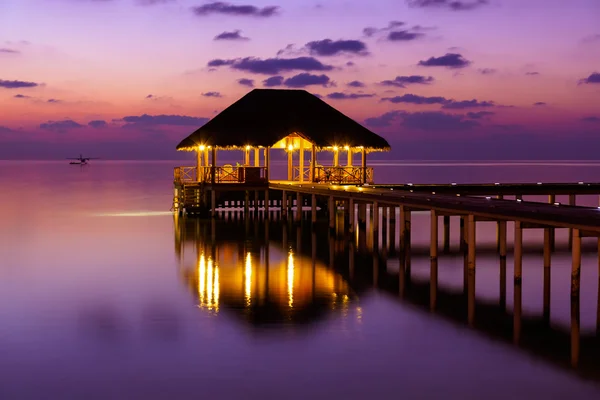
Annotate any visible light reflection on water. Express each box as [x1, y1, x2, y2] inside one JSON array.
[[1, 161, 600, 399]]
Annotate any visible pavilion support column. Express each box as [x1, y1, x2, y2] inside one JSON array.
[[328, 196, 335, 234], [264, 147, 270, 182], [245, 148, 250, 165], [347, 148, 353, 167], [443, 215, 450, 254], [311, 145, 317, 182], [296, 192, 303, 222], [254, 148, 259, 167], [196, 148, 202, 182], [311, 194, 317, 224], [299, 142, 305, 183], [372, 201, 379, 247], [399, 206, 411, 276], [348, 198, 355, 234], [287, 148, 293, 181], [204, 148, 209, 168], [211, 148, 217, 185], [333, 147, 339, 167], [210, 189, 216, 218], [361, 149, 367, 185], [572, 229, 581, 298], [281, 190, 287, 219]]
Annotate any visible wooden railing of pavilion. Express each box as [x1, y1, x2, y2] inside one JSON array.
[[174, 166, 268, 184]]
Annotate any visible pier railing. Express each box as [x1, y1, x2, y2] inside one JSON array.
[[314, 166, 374, 184], [174, 166, 268, 184]]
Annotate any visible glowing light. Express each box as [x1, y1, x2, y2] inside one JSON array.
[[333, 146, 339, 152], [198, 253, 206, 305], [287, 144, 294, 151], [578, 182, 584, 184], [245, 145, 251, 150], [287, 251, 295, 309], [517, 199, 522, 202], [199, 145, 205, 151], [554, 202, 560, 206], [486, 196, 491, 200], [344, 146, 350, 151], [245, 252, 252, 307], [197, 253, 219, 313]]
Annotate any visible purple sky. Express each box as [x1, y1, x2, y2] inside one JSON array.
[[0, 0, 599, 159]]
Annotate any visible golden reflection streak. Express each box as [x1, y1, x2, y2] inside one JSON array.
[[288, 251, 295, 308], [245, 252, 252, 307], [197, 253, 219, 314], [207, 258, 214, 307], [198, 253, 206, 306]]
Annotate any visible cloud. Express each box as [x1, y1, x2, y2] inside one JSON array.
[[582, 116, 600, 123], [263, 76, 284, 87], [118, 114, 209, 128], [13, 94, 30, 99], [312, 93, 323, 99], [347, 80, 365, 88], [346, 61, 355, 67], [533, 102, 546, 106], [137, 0, 174, 5], [0, 79, 39, 89], [401, 111, 480, 130], [207, 56, 334, 75], [202, 91, 223, 97], [382, 94, 447, 104], [214, 30, 250, 41], [442, 99, 494, 109], [47, 99, 61, 104], [363, 21, 405, 37], [466, 111, 495, 119], [406, 0, 489, 11], [386, 31, 423, 41], [478, 68, 496, 75], [581, 34, 600, 44], [379, 75, 434, 87], [364, 111, 404, 128], [0, 48, 20, 54], [40, 120, 84, 131], [283, 73, 331, 88], [88, 120, 107, 128], [237, 78, 254, 87], [418, 53, 471, 68], [192, 2, 279, 17], [579, 72, 600, 84], [326, 92, 375, 100], [525, 71, 540, 76], [306, 39, 368, 56]]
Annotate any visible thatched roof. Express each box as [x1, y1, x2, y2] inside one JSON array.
[[176, 89, 390, 152]]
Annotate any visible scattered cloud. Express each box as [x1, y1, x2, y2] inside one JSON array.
[[88, 120, 107, 128], [202, 91, 223, 97], [364, 110, 404, 128], [579, 72, 600, 84], [363, 21, 426, 42], [382, 94, 447, 104], [386, 31, 423, 41], [207, 56, 334, 75], [582, 116, 600, 123], [263, 76, 284, 87], [283, 73, 331, 88], [525, 71, 540, 76], [379, 75, 434, 87], [326, 92, 375, 100], [442, 99, 494, 109], [117, 114, 210, 128], [0, 79, 39, 89], [13, 94, 30, 99], [478, 68, 496, 75], [365, 110, 480, 130], [0, 125, 17, 134], [418, 53, 471, 68], [347, 80, 365, 88], [312, 93, 323, 99], [363, 21, 405, 37], [533, 102, 546, 106], [237, 78, 255, 87], [192, 2, 280, 17], [137, 0, 175, 5], [0, 48, 20, 54], [581, 34, 600, 44], [406, 0, 489, 11], [306, 39, 368, 56], [346, 61, 355, 67], [214, 30, 250, 41], [466, 111, 495, 119], [40, 120, 84, 132], [47, 99, 61, 104]]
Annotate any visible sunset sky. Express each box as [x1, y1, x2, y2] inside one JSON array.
[[1, 0, 599, 159]]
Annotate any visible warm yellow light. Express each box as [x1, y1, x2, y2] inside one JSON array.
[[344, 146, 350, 151], [287, 251, 294, 308], [287, 144, 294, 151], [245, 145, 251, 150], [333, 146, 339, 152], [199, 145, 205, 151], [245, 252, 252, 307]]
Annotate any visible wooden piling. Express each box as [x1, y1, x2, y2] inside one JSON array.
[[514, 220, 523, 283], [443, 215, 450, 253], [571, 228, 581, 298]]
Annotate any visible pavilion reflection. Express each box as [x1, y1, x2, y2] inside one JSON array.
[[174, 215, 357, 326]]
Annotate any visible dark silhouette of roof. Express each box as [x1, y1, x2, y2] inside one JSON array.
[[176, 89, 390, 151]]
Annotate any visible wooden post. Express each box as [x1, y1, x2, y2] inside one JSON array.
[[245, 147, 250, 165], [311, 194, 317, 223], [459, 216, 466, 253], [196, 148, 202, 182], [431, 210, 438, 311], [204, 148, 209, 168], [496, 194, 504, 251], [264, 189, 269, 220], [311, 145, 316, 182], [282, 190, 287, 219], [296, 192, 302, 222], [211, 147, 217, 184], [514, 278, 522, 345], [498, 220, 507, 259], [431, 210, 438, 263], [328, 196, 335, 233], [443, 215, 450, 253], [299, 141, 305, 183], [467, 215, 476, 271], [548, 194, 556, 251], [287, 146, 293, 181], [347, 148, 352, 166], [571, 296, 580, 367], [254, 148, 259, 167], [358, 203, 366, 227], [254, 191, 259, 214], [265, 147, 270, 182], [372, 201, 379, 246], [348, 198, 355, 233], [568, 194, 576, 249], [572, 229, 581, 298], [381, 206, 388, 248], [514, 220, 523, 284], [333, 147, 339, 167], [361, 148, 367, 184], [210, 189, 216, 218], [244, 191, 249, 216]]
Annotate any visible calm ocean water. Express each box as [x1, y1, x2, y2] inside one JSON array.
[[1, 160, 600, 399]]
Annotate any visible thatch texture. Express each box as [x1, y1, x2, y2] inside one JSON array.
[[176, 89, 390, 152]]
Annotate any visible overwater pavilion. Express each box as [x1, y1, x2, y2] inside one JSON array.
[[174, 89, 390, 186]]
